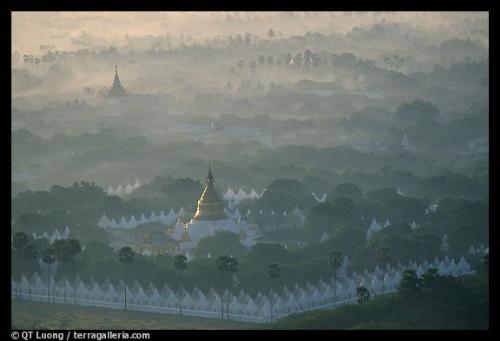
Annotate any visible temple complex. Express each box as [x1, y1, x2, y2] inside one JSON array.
[[172, 163, 259, 251]]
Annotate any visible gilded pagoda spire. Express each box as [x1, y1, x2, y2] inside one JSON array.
[[194, 163, 227, 221], [207, 161, 214, 182]]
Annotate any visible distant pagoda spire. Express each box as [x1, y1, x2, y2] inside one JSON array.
[[108, 65, 127, 98]]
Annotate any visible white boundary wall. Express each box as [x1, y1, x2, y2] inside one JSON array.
[[12, 256, 474, 323]]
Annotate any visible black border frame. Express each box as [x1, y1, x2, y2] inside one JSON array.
[[1, 2, 496, 338]]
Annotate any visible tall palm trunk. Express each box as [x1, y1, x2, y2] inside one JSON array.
[[270, 278, 274, 323], [220, 272, 224, 320], [226, 273, 231, 319], [124, 264, 127, 311], [74, 280, 77, 305], [52, 279, 56, 303], [333, 271, 337, 308], [381, 268, 385, 296], [220, 289, 224, 320], [178, 271, 183, 315], [47, 264, 51, 303]]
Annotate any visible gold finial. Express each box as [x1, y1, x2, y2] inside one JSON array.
[[207, 162, 213, 182]]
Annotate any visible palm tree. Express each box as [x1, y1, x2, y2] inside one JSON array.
[[267, 28, 275, 39], [378, 247, 390, 296], [13, 232, 28, 255], [42, 247, 56, 303], [216, 255, 239, 320], [53, 239, 81, 304], [356, 286, 370, 304], [225, 256, 239, 319], [118, 246, 135, 311], [34, 57, 40, 72], [23, 54, 32, 70], [174, 254, 188, 315], [329, 250, 342, 308], [266, 264, 281, 323], [22, 244, 38, 300], [216, 256, 226, 320], [12, 232, 28, 299]]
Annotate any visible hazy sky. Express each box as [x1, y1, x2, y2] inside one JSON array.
[[12, 11, 488, 54]]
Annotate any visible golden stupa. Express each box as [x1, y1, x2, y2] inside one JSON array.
[[193, 163, 227, 221]]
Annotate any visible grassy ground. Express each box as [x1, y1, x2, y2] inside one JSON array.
[[11, 299, 256, 330]]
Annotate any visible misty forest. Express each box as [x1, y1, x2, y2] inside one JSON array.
[[11, 12, 488, 330]]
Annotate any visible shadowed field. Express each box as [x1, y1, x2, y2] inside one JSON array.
[[11, 300, 255, 330]]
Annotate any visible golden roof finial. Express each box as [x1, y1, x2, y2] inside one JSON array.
[[207, 161, 214, 182], [194, 162, 226, 221]]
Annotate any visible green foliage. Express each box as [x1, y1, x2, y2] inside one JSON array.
[[304, 199, 361, 237], [52, 239, 82, 263], [274, 273, 488, 329], [174, 255, 188, 272], [13, 232, 29, 254], [329, 251, 343, 271], [397, 270, 420, 297], [330, 182, 363, 202], [266, 263, 281, 279], [365, 187, 399, 203], [477, 253, 488, 278], [195, 231, 246, 259], [248, 243, 294, 265], [394, 99, 440, 127], [267, 178, 306, 199], [329, 226, 365, 257], [256, 190, 304, 213], [352, 247, 378, 270], [81, 241, 114, 260], [160, 178, 202, 207], [12, 235, 40, 281], [42, 247, 56, 265], [448, 224, 488, 254], [356, 286, 370, 304], [118, 246, 135, 264]]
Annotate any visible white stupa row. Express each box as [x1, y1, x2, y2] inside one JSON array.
[[32, 226, 70, 243], [366, 218, 391, 240], [97, 205, 306, 231], [468, 244, 489, 255], [224, 206, 305, 219], [223, 187, 262, 203], [424, 202, 439, 215], [106, 179, 141, 197], [13, 255, 474, 323], [97, 208, 186, 229], [366, 218, 422, 240], [172, 216, 260, 252], [311, 192, 327, 203], [223, 187, 327, 204]]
